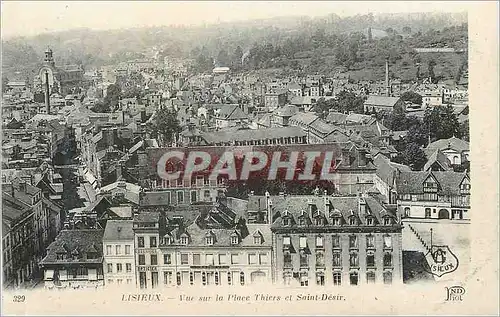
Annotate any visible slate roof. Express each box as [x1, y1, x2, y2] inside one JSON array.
[[103, 219, 134, 241], [374, 155, 411, 188], [202, 126, 305, 144], [274, 105, 299, 117], [262, 195, 396, 228], [325, 112, 347, 125], [426, 137, 469, 153], [289, 112, 319, 126], [217, 104, 248, 120], [40, 230, 104, 265], [423, 149, 452, 171], [396, 171, 468, 195], [364, 95, 402, 108]]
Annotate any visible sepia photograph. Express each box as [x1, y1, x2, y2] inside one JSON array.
[[1, 1, 498, 315]]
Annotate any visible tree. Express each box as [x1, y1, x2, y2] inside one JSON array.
[[403, 26, 412, 34], [427, 59, 436, 82], [232, 46, 243, 69], [103, 84, 121, 112], [424, 105, 461, 141], [149, 108, 181, 146], [400, 91, 423, 105], [458, 120, 469, 142], [393, 142, 427, 171], [216, 49, 229, 67]]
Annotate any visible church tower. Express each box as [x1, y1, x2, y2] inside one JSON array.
[[44, 47, 55, 67]]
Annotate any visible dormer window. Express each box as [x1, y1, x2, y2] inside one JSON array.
[[206, 236, 214, 245], [254, 235, 262, 245], [283, 217, 290, 226], [299, 217, 306, 226], [332, 217, 341, 226], [315, 217, 323, 226], [230, 235, 239, 245], [299, 236, 307, 249], [384, 217, 392, 226], [349, 217, 357, 226], [180, 235, 189, 245], [366, 217, 374, 226], [164, 236, 172, 245]]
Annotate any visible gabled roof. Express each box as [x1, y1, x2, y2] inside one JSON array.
[[423, 149, 452, 171], [40, 230, 104, 265], [289, 112, 319, 126], [426, 137, 469, 153], [103, 219, 134, 241], [396, 171, 469, 195], [364, 95, 401, 108]]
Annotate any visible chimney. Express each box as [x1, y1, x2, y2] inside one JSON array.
[[385, 58, 390, 97], [324, 194, 329, 214], [44, 71, 51, 114], [19, 181, 26, 193], [116, 162, 123, 180], [307, 198, 314, 219], [358, 148, 367, 167], [358, 192, 367, 218]]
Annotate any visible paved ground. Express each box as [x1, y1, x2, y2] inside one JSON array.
[[402, 219, 470, 283]]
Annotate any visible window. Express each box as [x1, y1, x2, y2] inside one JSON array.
[[366, 271, 376, 284], [127, 279, 132, 284], [383, 236, 392, 249], [206, 236, 214, 245], [164, 272, 173, 285], [150, 237, 157, 248], [248, 254, 258, 265], [316, 251, 325, 267], [283, 217, 290, 226], [189, 272, 194, 285], [425, 208, 432, 218], [106, 245, 112, 255], [125, 245, 131, 255], [152, 272, 158, 288], [316, 236, 324, 248], [193, 254, 201, 265], [150, 254, 157, 265], [126, 263, 132, 273], [180, 236, 188, 245], [231, 254, 239, 264], [366, 253, 375, 268], [177, 191, 184, 203], [253, 235, 262, 244], [350, 272, 359, 285], [116, 263, 123, 273], [107, 263, 113, 273], [283, 236, 291, 247], [332, 217, 341, 226], [138, 255, 145, 265], [240, 272, 245, 286], [115, 245, 121, 255], [349, 217, 357, 225], [219, 254, 227, 265], [383, 271, 393, 284], [108, 279, 113, 285], [333, 272, 342, 286], [190, 191, 197, 203], [215, 272, 220, 285], [383, 253, 392, 267], [164, 254, 172, 264], [349, 235, 358, 249], [164, 236, 172, 245], [230, 235, 239, 245], [299, 236, 307, 249], [367, 218, 374, 226], [315, 217, 324, 226], [384, 217, 392, 226], [176, 272, 182, 285], [206, 254, 214, 265], [333, 252, 342, 267], [259, 253, 268, 264], [300, 251, 308, 268], [349, 253, 359, 267], [332, 235, 341, 249], [366, 235, 375, 248], [181, 254, 189, 265], [138, 237, 145, 248], [227, 272, 232, 285], [283, 272, 292, 285], [284, 252, 292, 267], [316, 272, 325, 286], [300, 272, 308, 286]]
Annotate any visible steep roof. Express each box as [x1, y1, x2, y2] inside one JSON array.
[[423, 149, 452, 171], [289, 112, 319, 125], [40, 230, 104, 265], [103, 219, 134, 241], [396, 171, 468, 195], [203, 126, 305, 144]]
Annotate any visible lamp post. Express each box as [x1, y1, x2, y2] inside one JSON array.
[[430, 228, 433, 247]]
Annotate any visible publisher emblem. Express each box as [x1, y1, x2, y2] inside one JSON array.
[[424, 245, 459, 277]]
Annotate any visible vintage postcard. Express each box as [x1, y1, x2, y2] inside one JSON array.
[[1, 1, 498, 315]]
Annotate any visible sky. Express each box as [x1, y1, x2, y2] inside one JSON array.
[[1, 1, 471, 39]]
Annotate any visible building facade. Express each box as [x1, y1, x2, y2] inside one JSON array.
[[264, 193, 403, 286], [103, 220, 135, 287]]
